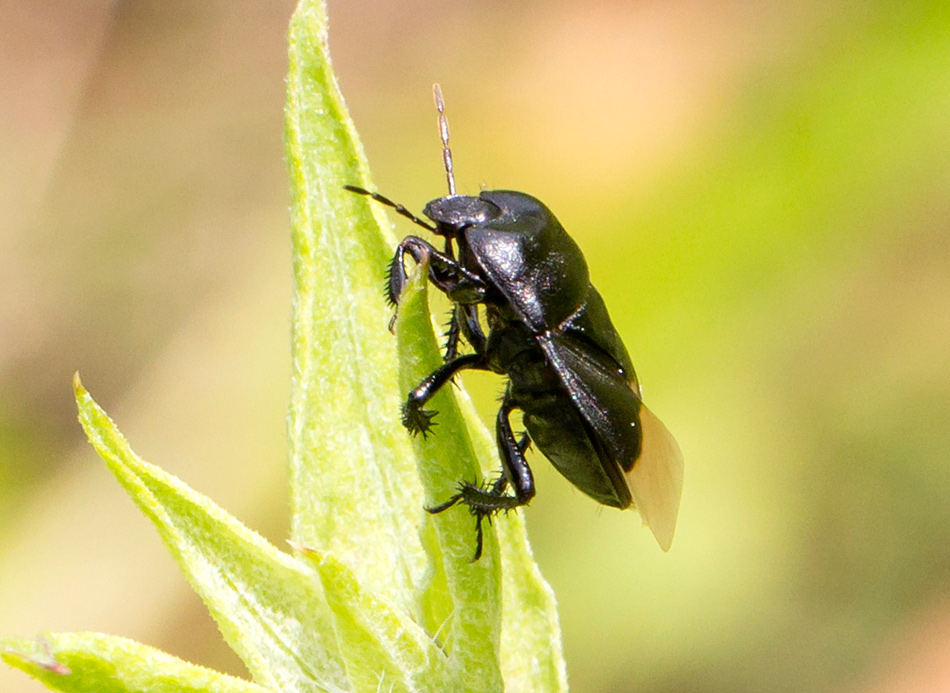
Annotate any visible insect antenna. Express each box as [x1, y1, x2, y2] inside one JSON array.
[[433, 83, 456, 196], [343, 185, 435, 232]]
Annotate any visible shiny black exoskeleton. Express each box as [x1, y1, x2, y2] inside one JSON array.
[[345, 87, 683, 560]]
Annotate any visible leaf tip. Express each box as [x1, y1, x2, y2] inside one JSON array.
[[72, 371, 86, 398], [286, 538, 317, 558], [1, 635, 72, 677]]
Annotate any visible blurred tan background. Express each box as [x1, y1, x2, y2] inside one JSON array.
[[2, 1, 949, 691]]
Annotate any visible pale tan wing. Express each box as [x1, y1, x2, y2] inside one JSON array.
[[626, 402, 684, 551], [538, 332, 685, 550]]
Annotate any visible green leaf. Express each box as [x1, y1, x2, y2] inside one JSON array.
[[304, 547, 450, 692], [393, 265, 503, 691], [463, 396, 569, 691], [0, 633, 270, 693], [73, 375, 347, 693], [393, 267, 568, 692], [285, 0, 428, 616]]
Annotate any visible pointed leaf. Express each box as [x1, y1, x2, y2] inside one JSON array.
[[394, 266, 504, 692], [1, 632, 270, 693], [459, 395, 569, 691], [299, 547, 451, 692], [285, 0, 428, 614], [73, 375, 347, 693]]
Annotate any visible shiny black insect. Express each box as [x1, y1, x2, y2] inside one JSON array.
[[346, 85, 683, 559]]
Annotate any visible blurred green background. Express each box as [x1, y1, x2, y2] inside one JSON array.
[[2, 1, 949, 691]]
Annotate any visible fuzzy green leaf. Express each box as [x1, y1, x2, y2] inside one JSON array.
[[285, 0, 428, 616], [300, 547, 450, 692], [393, 265, 504, 691], [0, 633, 270, 693], [286, 0, 568, 687], [73, 375, 347, 693], [463, 396, 569, 691]]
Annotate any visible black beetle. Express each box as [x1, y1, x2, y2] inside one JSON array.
[[346, 85, 683, 559]]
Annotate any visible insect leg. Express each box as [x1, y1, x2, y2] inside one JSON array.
[[493, 391, 536, 505], [443, 304, 486, 361], [442, 306, 463, 362], [517, 431, 531, 454], [388, 236, 485, 308], [427, 389, 535, 560], [402, 353, 487, 436], [459, 304, 487, 353]]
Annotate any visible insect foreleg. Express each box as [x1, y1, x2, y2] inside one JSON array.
[[388, 236, 485, 307]]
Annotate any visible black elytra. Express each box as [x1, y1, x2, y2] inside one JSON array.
[[345, 85, 683, 560]]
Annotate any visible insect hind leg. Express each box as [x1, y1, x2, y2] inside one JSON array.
[[428, 390, 535, 560]]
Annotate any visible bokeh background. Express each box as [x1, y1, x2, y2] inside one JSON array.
[[2, 1, 949, 691]]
